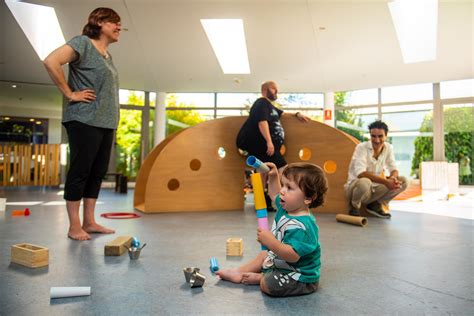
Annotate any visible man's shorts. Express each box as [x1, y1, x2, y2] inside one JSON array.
[[262, 270, 319, 297]]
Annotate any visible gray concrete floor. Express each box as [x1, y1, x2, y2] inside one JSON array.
[[0, 187, 473, 315]]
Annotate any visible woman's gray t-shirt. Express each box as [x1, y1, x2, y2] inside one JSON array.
[[63, 35, 119, 129]]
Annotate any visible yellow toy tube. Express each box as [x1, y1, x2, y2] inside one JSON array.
[[250, 173, 267, 210]]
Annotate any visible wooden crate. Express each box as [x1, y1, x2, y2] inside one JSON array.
[[104, 236, 133, 256], [11, 243, 49, 268]]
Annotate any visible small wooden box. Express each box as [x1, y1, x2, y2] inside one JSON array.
[[226, 237, 243, 256], [104, 236, 132, 256], [11, 243, 49, 268]]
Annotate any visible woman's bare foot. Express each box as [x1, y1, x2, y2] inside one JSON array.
[[241, 272, 262, 285], [82, 223, 115, 234], [68, 227, 91, 241], [216, 268, 244, 283]]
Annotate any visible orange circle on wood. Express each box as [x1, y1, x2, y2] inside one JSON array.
[[190, 159, 201, 171], [299, 147, 312, 161], [168, 178, 180, 191], [323, 160, 337, 174]]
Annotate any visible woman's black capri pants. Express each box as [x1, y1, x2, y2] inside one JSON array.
[[63, 121, 114, 201]]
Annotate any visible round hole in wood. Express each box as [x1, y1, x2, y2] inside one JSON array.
[[323, 160, 337, 174], [299, 147, 312, 161], [168, 178, 180, 191], [190, 159, 201, 171], [218, 147, 226, 159]]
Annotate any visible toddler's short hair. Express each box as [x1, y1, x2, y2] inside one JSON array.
[[282, 163, 328, 208]]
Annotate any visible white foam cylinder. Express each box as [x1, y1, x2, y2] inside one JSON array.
[[50, 287, 91, 299]]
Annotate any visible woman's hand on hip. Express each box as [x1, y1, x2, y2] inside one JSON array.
[[69, 89, 96, 103]]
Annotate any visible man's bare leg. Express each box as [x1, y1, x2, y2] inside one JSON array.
[[66, 200, 91, 240], [82, 198, 115, 234]]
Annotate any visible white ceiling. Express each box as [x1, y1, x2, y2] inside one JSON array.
[[0, 0, 473, 96]]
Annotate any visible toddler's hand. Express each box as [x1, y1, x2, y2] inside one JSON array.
[[265, 162, 278, 176], [257, 228, 275, 247]]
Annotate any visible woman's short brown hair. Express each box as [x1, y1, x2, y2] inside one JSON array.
[[82, 7, 121, 39], [282, 163, 329, 208]]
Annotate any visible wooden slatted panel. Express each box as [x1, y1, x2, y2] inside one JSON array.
[[6, 145, 11, 186], [33, 145, 39, 185], [1, 144, 61, 187]]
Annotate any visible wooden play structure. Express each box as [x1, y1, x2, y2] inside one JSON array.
[[134, 116, 358, 214]]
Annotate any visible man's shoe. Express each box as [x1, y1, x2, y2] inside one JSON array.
[[366, 202, 391, 219], [348, 208, 361, 217]]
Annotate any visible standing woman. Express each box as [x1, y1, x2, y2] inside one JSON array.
[[43, 8, 121, 240]]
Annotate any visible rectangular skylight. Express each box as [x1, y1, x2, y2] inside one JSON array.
[[388, 0, 438, 63], [201, 19, 250, 74], [5, 0, 66, 61]]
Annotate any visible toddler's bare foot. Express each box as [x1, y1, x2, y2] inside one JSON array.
[[242, 272, 262, 285], [83, 223, 115, 234], [216, 268, 244, 283], [68, 227, 91, 241]]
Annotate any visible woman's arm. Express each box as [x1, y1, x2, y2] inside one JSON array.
[[43, 44, 96, 103]]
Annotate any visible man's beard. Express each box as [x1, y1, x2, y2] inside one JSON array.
[[267, 93, 277, 101]]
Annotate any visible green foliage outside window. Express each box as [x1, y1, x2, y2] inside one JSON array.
[[411, 106, 473, 184], [166, 94, 206, 135], [334, 92, 365, 141]]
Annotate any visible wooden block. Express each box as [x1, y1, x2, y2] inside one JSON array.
[[104, 236, 132, 256], [226, 237, 243, 256], [11, 243, 49, 268]]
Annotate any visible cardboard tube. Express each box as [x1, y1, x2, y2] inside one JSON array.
[[250, 173, 267, 210], [50, 287, 91, 299], [336, 214, 368, 227], [246, 156, 270, 173]]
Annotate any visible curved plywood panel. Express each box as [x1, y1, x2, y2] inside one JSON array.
[[134, 130, 185, 211], [279, 116, 358, 213], [134, 116, 358, 213]]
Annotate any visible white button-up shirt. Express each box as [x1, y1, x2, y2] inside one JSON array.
[[344, 141, 398, 190]]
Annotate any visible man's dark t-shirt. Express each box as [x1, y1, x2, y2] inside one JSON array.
[[236, 97, 285, 153]]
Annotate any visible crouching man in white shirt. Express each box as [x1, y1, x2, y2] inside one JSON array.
[[344, 120, 407, 218]]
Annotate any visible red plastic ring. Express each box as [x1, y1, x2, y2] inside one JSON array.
[[100, 212, 141, 219]]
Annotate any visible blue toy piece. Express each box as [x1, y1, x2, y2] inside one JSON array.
[[246, 155, 270, 174], [131, 237, 140, 248], [210, 257, 219, 273]]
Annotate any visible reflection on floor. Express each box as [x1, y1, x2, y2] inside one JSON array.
[[0, 187, 472, 315], [392, 185, 474, 220]]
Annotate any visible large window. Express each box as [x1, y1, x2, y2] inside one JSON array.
[[443, 103, 473, 185], [278, 93, 324, 122], [216, 93, 259, 118], [382, 104, 433, 179], [440, 79, 474, 99], [116, 109, 142, 179], [382, 83, 432, 103], [165, 93, 214, 136]]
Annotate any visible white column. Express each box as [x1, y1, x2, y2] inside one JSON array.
[[433, 83, 445, 161], [324, 92, 335, 127], [154, 92, 167, 146]]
